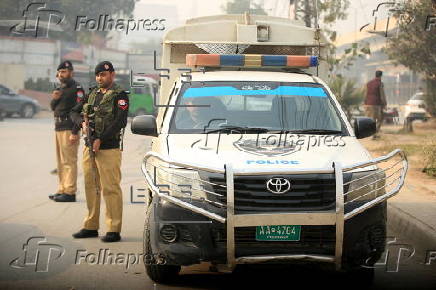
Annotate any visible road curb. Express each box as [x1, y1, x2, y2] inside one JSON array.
[[388, 202, 436, 247]]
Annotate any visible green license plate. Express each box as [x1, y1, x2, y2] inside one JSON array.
[[255, 225, 301, 241]]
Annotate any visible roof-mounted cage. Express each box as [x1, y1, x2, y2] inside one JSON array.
[[157, 14, 331, 128]]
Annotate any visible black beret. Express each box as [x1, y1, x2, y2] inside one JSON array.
[[57, 60, 73, 71], [95, 61, 115, 75]]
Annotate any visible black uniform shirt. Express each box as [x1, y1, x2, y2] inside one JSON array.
[[50, 78, 85, 131], [70, 85, 129, 150]]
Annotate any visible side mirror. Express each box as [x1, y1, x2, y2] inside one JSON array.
[[353, 117, 376, 139], [130, 115, 157, 137], [131, 115, 158, 136]]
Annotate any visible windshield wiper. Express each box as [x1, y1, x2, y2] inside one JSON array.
[[283, 129, 343, 135], [204, 125, 270, 134]]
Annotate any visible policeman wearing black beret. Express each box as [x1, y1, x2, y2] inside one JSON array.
[[70, 61, 129, 242], [50, 60, 85, 202]]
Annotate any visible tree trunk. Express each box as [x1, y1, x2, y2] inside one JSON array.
[[303, 0, 312, 27], [425, 76, 436, 117]]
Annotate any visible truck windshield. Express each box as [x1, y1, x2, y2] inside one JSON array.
[[169, 81, 345, 134]]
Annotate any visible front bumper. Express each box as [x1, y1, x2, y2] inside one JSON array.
[[149, 198, 387, 268], [143, 149, 407, 271]]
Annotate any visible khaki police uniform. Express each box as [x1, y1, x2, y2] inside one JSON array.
[[71, 83, 129, 233], [51, 73, 84, 196]]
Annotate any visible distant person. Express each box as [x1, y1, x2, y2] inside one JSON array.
[[364, 70, 387, 140], [49, 60, 84, 202]]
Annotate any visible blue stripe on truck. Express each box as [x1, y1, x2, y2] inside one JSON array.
[[183, 86, 327, 98]]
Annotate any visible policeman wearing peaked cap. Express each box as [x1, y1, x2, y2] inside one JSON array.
[[50, 60, 85, 203], [70, 61, 129, 243]]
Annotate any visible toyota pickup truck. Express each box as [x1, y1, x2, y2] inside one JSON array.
[[131, 14, 408, 284]]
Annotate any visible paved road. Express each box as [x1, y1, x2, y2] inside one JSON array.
[[0, 116, 435, 289]]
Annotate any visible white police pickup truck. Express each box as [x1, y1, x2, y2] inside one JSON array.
[[131, 14, 408, 284]]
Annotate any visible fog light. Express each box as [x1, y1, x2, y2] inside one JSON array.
[[160, 224, 178, 243]]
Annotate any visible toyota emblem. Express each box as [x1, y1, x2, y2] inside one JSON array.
[[266, 177, 291, 194]]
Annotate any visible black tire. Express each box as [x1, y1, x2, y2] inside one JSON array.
[[143, 203, 180, 283], [20, 103, 35, 118], [5, 112, 14, 118]]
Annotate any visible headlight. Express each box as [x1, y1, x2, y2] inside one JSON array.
[[146, 161, 207, 201], [345, 169, 386, 205]]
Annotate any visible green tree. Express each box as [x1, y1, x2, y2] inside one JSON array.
[[224, 0, 267, 15], [329, 75, 365, 121], [1, 0, 137, 44], [293, 0, 349, 28], [291, 1, 370, 73], [386, 0, 436, 115]]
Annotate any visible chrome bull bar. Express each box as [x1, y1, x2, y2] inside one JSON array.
[[141, 149, 408, 271]]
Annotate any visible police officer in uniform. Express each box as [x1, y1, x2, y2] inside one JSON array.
[[50, 60, 85, 202], [70, 61, 128, 242]]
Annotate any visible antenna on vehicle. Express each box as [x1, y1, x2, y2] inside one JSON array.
[[313, 0, 320, 77]]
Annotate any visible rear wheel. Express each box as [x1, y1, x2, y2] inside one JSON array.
[[143, 203, 180, 283], [20, 104, 35, 118]]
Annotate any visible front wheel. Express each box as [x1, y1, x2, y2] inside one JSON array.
[[143, 203, 180, 283], [20, 104, 35, 118]]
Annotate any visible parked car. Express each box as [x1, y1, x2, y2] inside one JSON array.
[[383, 107, 399, 124], [0, 103, 5, 121], [129, 76, 159, 117], [404, 92, 430, 121], [0, 84, 41, 118]]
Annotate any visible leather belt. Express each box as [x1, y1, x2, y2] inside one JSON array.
[[54, 116, 71, 122]]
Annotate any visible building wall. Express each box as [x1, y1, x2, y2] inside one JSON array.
[[0, 63, 25, 92], [0, 36, 130, 92]]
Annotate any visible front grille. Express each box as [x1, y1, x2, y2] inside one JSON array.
[[211, 225, 336, 257], [200, 173, 346, 213]]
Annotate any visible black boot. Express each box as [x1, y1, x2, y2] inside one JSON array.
[[72, 229, 98, 238], [49, 193, 61, 200], [101, 232, 121, 243], [54, 193, 76, 202]]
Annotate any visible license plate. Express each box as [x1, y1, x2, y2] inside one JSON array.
[[255, 225, 301, 241]]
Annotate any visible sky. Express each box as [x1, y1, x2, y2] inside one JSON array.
[[119, 0, 389, 50]]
